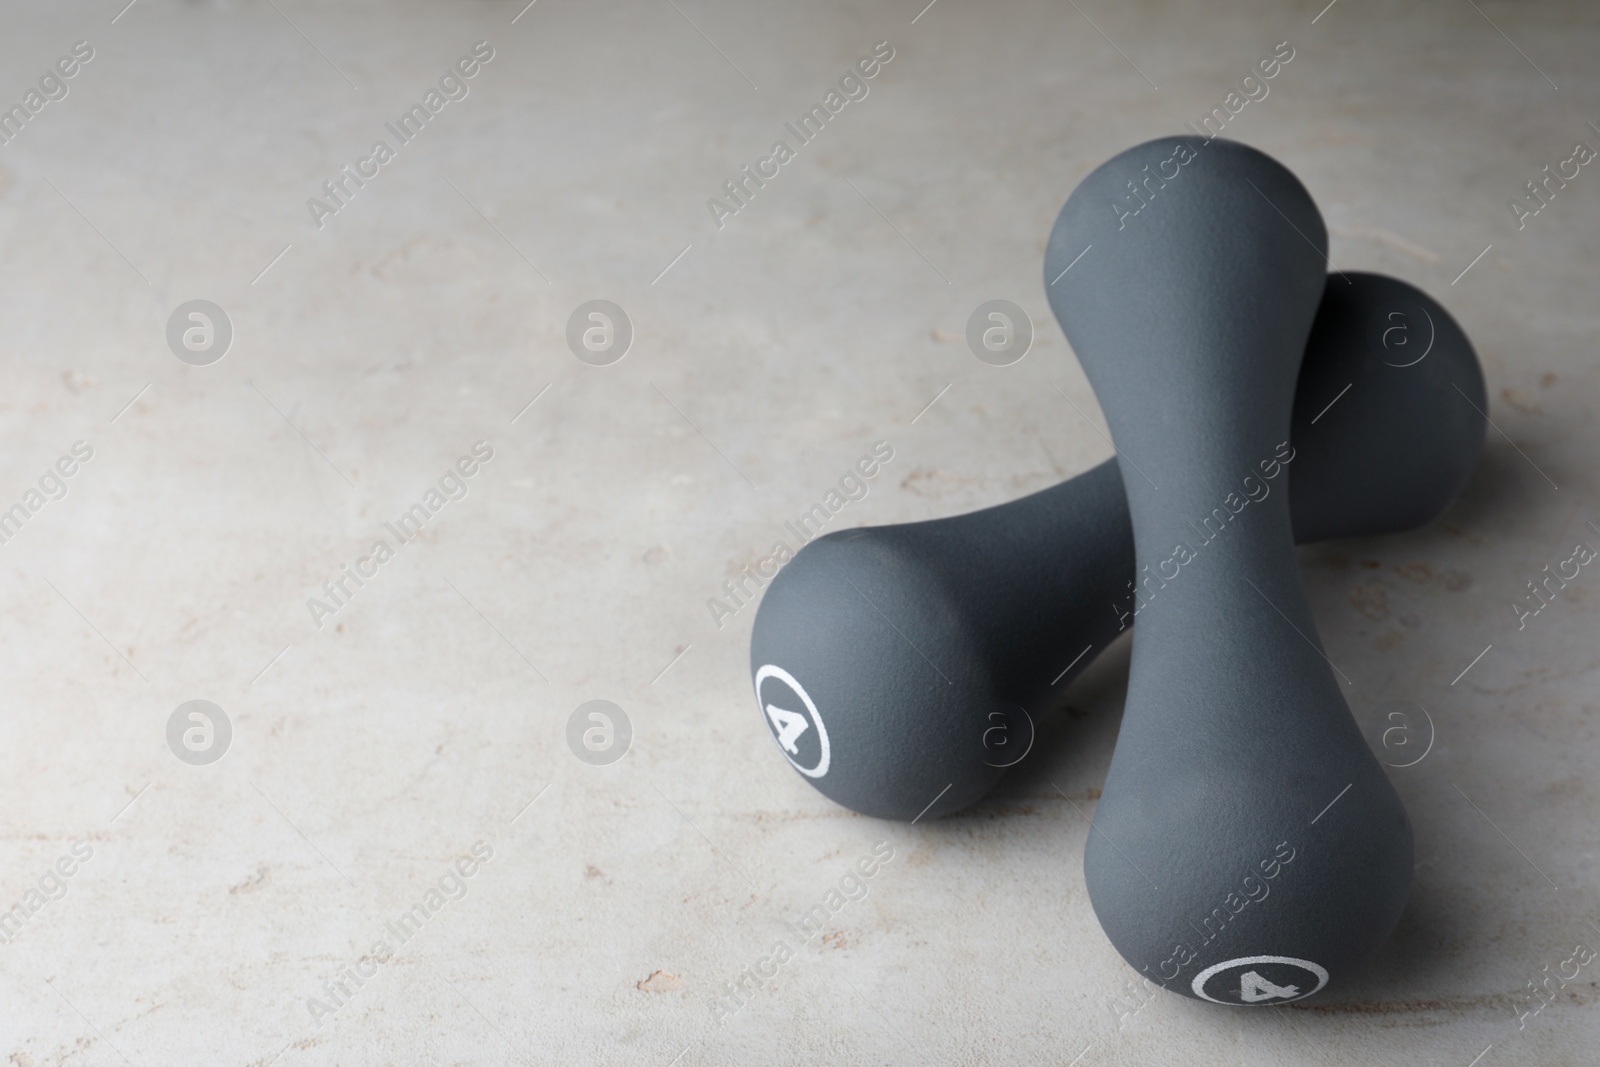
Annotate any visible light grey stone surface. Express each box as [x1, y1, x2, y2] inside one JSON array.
[[0, 0, 1596, 1063]]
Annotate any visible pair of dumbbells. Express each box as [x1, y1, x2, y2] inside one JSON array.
[[749, 139, 1486, 1005]]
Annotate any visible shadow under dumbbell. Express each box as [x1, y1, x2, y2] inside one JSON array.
[[964, 629, 1132, 820]]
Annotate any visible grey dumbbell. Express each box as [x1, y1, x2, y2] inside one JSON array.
[[1048, 136, 1415, 1004], [749, 268, 1483, 826]]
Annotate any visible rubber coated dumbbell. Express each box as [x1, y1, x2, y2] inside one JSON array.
[[749, 269, 1483, 825], [1048, 136, 1414, 1004]]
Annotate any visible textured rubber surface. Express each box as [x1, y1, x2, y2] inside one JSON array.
[[1046, 137, 1416, 1004]]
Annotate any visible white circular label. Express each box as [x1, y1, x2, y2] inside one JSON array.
[[753, 664, 830, 778], [1191, 955, 1329, 1005]]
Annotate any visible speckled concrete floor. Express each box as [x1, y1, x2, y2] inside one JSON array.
[[1, 0, 1597, 1063]]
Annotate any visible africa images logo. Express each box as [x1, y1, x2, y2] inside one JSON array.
[[1367, 300, 1436, 368], [754, 665, 829, 779]]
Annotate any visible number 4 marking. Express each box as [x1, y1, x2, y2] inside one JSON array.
[[1238, 971, 1300, 1002], [764, 703, 810, 754]]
